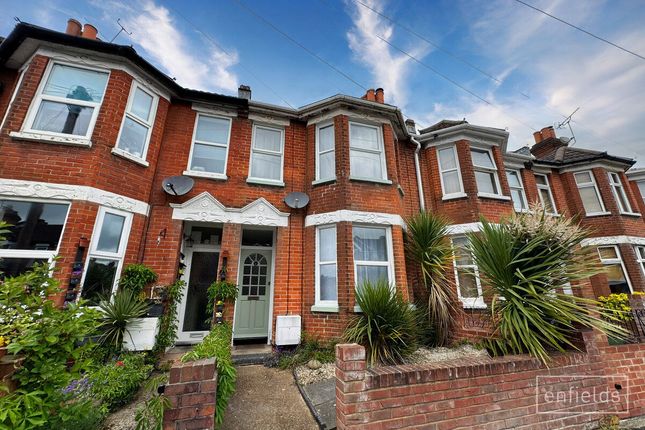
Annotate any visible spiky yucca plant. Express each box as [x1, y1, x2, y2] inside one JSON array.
[[469, 205, 626, 363], [343, 280, 419, 366], [98, 289, 149, 349], [405, 211, 455, 346]]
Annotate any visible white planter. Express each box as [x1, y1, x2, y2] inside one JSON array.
[[122, 317, 160, 351]]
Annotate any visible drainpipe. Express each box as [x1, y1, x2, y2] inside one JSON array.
[[410, 136, 426, 211]]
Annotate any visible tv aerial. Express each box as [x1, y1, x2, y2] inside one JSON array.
[[162, 175, 194, 196], [556, 107, 580, 146], [284, 192, 310, 209]]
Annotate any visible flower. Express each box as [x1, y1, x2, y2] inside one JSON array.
[[116, 360, 124, 367]]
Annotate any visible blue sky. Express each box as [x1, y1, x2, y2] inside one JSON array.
[[3, 0, 645, 164]]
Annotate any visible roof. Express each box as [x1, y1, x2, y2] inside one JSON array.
[[0, 22, 246, 108], [532, 140, 635, 167], [513, 146, 532, 156], [419, 119, 468, 134]]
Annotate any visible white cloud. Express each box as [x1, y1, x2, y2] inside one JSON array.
[[346, 0, 427, 107]]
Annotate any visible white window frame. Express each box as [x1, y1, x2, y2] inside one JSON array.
[[185, 113, 233, 180], [637, 181, 645, 203], [535, 173, 557, 215], [348, 121, 388, 183], [352, 224, 395, 289], [636, 246, 645, 279], [437, 144, 465, 199], [313, 225, 338, 312], [573, 170, 607, 216], [608, 172, 634, 214], [247, 123, 285, 186], [597, 245, 633, 293], [113, 81, 159, 165], [506, 169, 528, 212], [314, 122, 335, 183], [22, 60, 110, 140], [471, 147, 502, 198], [0, 197, 71, 271], [451, 236, 485, 309], [79, 206, 133, 301]]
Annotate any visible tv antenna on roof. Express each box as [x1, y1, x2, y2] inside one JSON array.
[[556, 107, 580, 146], [110, 18, 132, 43]]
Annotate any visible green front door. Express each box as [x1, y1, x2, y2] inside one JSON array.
[[234, 249, 271, 339]]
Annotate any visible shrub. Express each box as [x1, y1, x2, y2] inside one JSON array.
[[98, 289, 149, 350], [152, 279, 186, 356], [469, 208, 627, 363], [88, 353, 153, 411], [598, 293, 632, 322], [343, 280, 419, 366], [206, 281, 238, 319], [182, 323, 236, 428], [134, 374, 171, 430], [118, 264, 158, 297], [405, 211, 455, 346], [276, 335, 337, 369]]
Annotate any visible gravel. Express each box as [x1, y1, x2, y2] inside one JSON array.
[[294, 344, 489, 386]]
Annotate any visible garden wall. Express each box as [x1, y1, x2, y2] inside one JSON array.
[[336, 331, 645, 429], [163, 358, 217, 430]]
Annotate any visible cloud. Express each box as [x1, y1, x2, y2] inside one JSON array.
[[346, 0, 426, 107]]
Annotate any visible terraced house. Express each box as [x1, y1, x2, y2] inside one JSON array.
[[0, 20, 643, 347]]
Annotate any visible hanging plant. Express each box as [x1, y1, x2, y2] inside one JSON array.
[[206, 281, 239, 324]]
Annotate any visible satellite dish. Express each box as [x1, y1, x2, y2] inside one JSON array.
[[559, 136, 571, 144], [284, 192, 310, 209], [162, 176, 194, 196]]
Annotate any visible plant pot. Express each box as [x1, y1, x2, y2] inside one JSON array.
[[122, 317, 160, 352]]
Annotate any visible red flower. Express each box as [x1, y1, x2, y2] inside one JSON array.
[[116, 361, 124, 367]]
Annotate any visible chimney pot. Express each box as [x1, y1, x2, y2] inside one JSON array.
[[366, 89, 375, 102], [533, 131, 543, 144], [81, 23, 98, 40], [238, 85, 251, 100], [405, 118, 416, 134], [540, 126, 556, 140], [66, 19, 82, 37], [375, 88, 384, 103]]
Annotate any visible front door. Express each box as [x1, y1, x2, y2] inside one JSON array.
[[177, 250, 219, 343], [234, 249, 272, 339]]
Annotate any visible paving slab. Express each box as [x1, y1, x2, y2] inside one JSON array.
[[221, 365, 318, 430], [300, 378, 336, 430]]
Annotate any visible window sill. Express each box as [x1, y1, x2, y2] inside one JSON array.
[[311, 304, 339, 313], [477, 192, 511, 201], [460, 299, 487, 309], [349, 176, 393, 185], [620, 212, 642, 218], [442, 192, 467, 201], [312, 177, 336, 186], [353, 305, 363, 313], [111, 148, 149, 167], [585, 211, 612, 218], [246, 178, 285, 187], [184, 170, 227, 181], [10, 131, 92, 147]]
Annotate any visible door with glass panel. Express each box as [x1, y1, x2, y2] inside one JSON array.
[[234, 249, 272, 339]]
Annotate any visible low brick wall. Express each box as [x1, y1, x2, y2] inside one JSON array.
[[163, 358, 217, 430], [336, 331, 645, 429]]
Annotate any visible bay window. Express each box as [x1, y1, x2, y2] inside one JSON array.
[[535, 173, 557, 214], [25, 62, 109, 139], [114, 82, 158, 161], [637, 246, 645, 277], [608, 172, 634, 214], [638, 181, 645, 202], [506, 170, 528, 211], [437, 145, 464, 198], [314, 225, 337, 310], [349, 122, 387, 182], [315, 123, 335, 182], [352, 225, 393, 289], [597, 246, 631, 294], [248, 124, 284, 185], [471, 148, 501, 196], [574, 171, 606, 215], [186, 114, 232, 178], [0, 199, 70, 278], [452, 236, 485, 308]]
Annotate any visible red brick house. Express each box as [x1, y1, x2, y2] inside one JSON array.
[[0, 21, 643, 346]]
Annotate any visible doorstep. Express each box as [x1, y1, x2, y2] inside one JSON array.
[[232, 344, 273, 365]]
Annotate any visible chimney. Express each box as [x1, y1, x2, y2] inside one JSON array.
[[362, 88, 375, 102], [540, 126, 556, 140], [405, 118, 416, 134], [65, 19, 82, 37], [375, 88, 384, 103], [81, 23, 98, 40], [238, 85, 251, 100], [533, 130, 543, 144], [530, 125, 567, 158]]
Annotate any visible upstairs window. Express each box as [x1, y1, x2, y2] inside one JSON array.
[[608, 172, 633, 214], [349, 122, 387, 182], [187, 114, 232, 178], [597, 246, 631, 294], [637, 246, 645, 278], [26, 63, 109, 138], [0, 199, 69, 278], [248, 124, 284, 185], [574, 171, 605, 215], [506, 170, 528, 211], [471, 148, 501, 196], [452, 236, 484, 308], [638, 181, 645, 203], [316, 123, 335, 182], [115, 82, 158, 160], [352, 226, 393, 288], [437, 145, 464, 198], [535, 173, 557, 214], [315, 225, 337, 308]]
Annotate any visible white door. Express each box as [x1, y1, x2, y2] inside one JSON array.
[[177, 248, 219, 343]]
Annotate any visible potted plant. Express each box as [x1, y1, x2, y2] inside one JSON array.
[[206, 281, 238, 325]]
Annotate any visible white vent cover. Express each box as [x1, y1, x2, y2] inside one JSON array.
[[275, 315, 301, 346]]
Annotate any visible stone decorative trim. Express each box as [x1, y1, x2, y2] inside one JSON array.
[[0, 178, 149, 215], [446, 222, 483, 235], [581, 235, 645, 247], [304, 210, 405, 227], [171, 191, 290, 227]]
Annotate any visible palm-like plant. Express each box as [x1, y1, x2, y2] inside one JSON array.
[[98, 289, 149, 349], [405, 211, 455, 346], [343, 280, 419, 366], [469, 206, 626, 363]]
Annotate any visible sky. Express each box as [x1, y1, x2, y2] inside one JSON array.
[[2, 0, 644, 165]]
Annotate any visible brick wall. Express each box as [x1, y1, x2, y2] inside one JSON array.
[[336, 331, 645, 429], [163, 358, 217, 430]]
